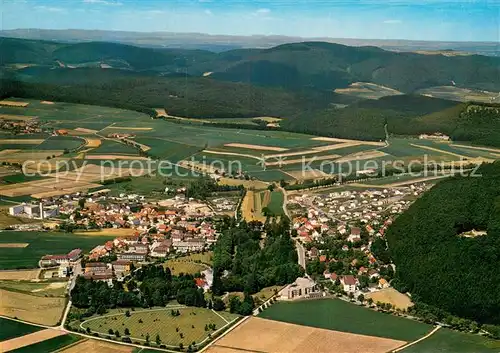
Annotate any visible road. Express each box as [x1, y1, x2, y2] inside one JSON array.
[[278, 186, 305, 269], [296, 241, 306, 269]]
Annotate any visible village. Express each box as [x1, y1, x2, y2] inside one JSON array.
[[278, 183, 431, 304]]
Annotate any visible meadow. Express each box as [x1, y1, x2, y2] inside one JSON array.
[[0, 231, 114, 269], [401, 328, 500, 353], [266, 190, 284, 215], [258, 299, 432, 342], [0, 317, 42, 341], [79, 307, 238, 348]]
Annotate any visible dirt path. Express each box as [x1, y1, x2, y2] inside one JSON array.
[[391, 326, 441, 352]]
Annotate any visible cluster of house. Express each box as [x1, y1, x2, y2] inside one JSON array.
[[0, 120, 41, 134], [39, 248, 83, 277], [326, 270, 390, 294]]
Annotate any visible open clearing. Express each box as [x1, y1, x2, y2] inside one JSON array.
[[224, 143, 288, 152], [207, 317, 406, 353], [0, 288, 66, 325], [40, 100, 55, 105], [366, 288, 413, 310], [259, 299, 431, 342], [59, 339, 134, 353], [0, 243, 30, 248], [334, 82, 403, 100], [80, 307, 238, 347], [0, 328, 66, 352], [154, 108, 169, 117], [0, 269, 40, 280], [241, 190, 266, 222], [0, 100, 29, 107], [416, 86, 500, 103]]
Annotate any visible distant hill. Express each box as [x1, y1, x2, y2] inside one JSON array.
[[2, 29, 499, 56], [1, 37, 499, 93]]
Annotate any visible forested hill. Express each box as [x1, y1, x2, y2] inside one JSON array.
[[386, 161, 500, 325], [1, 37, 499, 92]]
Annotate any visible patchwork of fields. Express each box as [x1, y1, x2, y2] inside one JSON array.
[[258, 299, 432, 342], [0, 98, 498, 187]]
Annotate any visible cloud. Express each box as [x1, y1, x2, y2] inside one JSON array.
[[34, 6, 65, 12], [204, 9, 213, 16], [83, 0, 123, 5], [256, 8, 271, 14], [383, 19, 403, 24]]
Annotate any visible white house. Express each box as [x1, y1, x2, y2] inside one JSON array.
[[340, 275, 358, 293]]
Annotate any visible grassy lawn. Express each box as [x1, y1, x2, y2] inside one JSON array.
[[258, 299, 432, 342], [0, 317, 42, 341], [164, 259, 207, 276], [252, 285, 282, 304], [402, 328, 500, 353], [10, 334, 81, 353], [0, 231, 114, 269], [80, 307, 238, 348]]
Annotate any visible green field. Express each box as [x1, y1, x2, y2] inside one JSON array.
[[0, 231, 114, 269], [134, 137, 202, 162], [9, 334, 81, 353], [266, 190, 284, 215], [79, 307, 238, 348], [0, 317, 42, 341], [402, 328, 500, 353], [258, 299, 432, 342], [87, 139, 139, 155], [36, 136, 84, 151]]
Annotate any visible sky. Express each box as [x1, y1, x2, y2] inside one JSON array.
[[1, 0, 499, 42]]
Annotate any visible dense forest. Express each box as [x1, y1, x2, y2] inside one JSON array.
[[386, 161, 500, 325], [211, 218, 304, 298], [2, 37, 499, 92]]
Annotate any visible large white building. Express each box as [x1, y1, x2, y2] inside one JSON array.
[[9, 203, 59, 219], [278, 277, 322, 300]]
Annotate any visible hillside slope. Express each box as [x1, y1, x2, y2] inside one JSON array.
[[1, 37, 499, 93], [386, 161, 500, 324]]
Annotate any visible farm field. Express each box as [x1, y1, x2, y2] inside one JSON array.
[[0, 279, 67, 297], [0, 269, 40, 280], [0, 288, 66, 325], [5, 333, 81, 353], [334, 82, 403, 100], [78, 307, 239, 348], [0, 317, 42, 341], [206, 317, 406, 353], [258, 299, 432, 342], [0, 231, 114, 269], [365, 288, 413, 310], [59, 338, 134, 353], [0, 99, 498, 184], [401, 328, 500, 353]]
